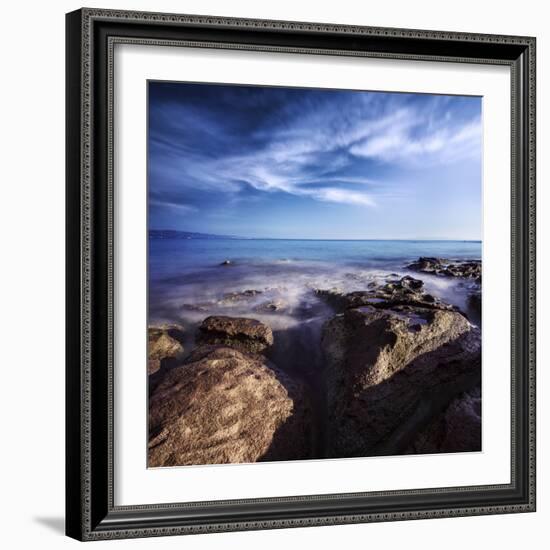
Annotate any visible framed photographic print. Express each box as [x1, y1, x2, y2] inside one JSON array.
[[66, 8, 536, 541]]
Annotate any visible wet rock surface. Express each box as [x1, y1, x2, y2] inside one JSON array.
[[321, 304, 481, 457], [314, 275, 456, 314], [196, 315, 274, 354], [407, 257, 481, 282], [148, 346, 312, 467]]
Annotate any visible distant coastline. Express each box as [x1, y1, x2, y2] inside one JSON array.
[[149, 229, 240, 240]]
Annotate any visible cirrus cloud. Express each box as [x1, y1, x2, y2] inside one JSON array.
[[148, 83, 481, 226]]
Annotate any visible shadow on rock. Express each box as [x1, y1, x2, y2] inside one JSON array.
[[322, 305, 481, 458]]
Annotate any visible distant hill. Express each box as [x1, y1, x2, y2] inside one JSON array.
[[149, 229, 240, 240]]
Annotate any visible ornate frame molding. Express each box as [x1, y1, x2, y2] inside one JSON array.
[[66, 8, 536, 541]]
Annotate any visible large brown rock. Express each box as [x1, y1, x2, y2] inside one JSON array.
[[148, 346, 311, 467], [196, 316, 273, 354], [321, 305, 481, 458]]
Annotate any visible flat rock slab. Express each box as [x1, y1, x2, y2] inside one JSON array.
[[196, 315, 274, 354]]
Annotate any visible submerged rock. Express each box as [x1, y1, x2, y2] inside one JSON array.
[[148, 325, 185, 375], [406, 387, 481, 453], [196, 315, 274, 354], [321, 305, 481, 458], [180, 302, 211, 312], [254, 299, 287, 312], [148, 346, 311, 466], [219, 289, 263, 305], [181, 290, 265, 312]]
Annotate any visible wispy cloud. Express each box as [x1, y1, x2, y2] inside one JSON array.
[[350, 113, 481, 165], [309, 187, 376, 207], [148, 84, 481, 225], [149, 199, 198, 213]]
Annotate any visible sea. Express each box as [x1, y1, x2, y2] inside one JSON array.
[[149, 238, 481, 320]]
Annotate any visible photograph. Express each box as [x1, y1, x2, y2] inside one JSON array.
[[146, 82, 483, 468]]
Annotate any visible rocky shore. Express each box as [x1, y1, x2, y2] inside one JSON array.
[[148, 257, 482, 466], [407, 257, 481, 281]]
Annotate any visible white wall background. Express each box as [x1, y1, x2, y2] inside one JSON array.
[[0, 1, 546, 548]]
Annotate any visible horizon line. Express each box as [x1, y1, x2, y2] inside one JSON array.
[[149, 230, 481, 243]]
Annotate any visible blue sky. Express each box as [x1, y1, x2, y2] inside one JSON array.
[[148, 82, 482, 240]]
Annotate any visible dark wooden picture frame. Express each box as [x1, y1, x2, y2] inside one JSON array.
[[66, 8, 536, 541]]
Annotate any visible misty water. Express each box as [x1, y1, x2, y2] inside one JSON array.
[[149, 238, 481, 351]]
